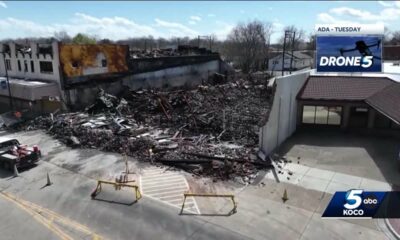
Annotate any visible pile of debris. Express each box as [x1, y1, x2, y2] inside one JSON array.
[[130, 48, 182, 58], [21, 79, 272, 183]]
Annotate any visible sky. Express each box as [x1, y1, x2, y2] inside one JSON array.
[[0, 1, 399, 43]]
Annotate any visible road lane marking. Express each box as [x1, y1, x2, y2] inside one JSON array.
[[0, 192, 104, 240], [140, 168, 200, 214]]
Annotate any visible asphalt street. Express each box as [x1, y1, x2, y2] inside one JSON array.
[[0, 130, 395, 240], [0, 130, 250, 240]]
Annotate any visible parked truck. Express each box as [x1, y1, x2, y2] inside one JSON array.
[[0, 137, 41, 170]]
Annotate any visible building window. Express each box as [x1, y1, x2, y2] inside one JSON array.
[[24, 60, 28, 72], [302, 106, 316, 124], [101, 59, 107, 67], [5, 59, 11, 71], [17, 60, 21, 71], [302, 105, 342, 125], [315, 106, 329, 124], [39, 61, 53, 73], [31, 61, 34, 73], [328, 107, 342, 125]]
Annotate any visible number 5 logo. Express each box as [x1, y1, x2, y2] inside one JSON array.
[[344, 189, 363, 210]]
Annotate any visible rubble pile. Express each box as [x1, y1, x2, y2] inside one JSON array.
[[21, 80, 272, 183], [130, 48, 182, 58], [122, 82, 270, 146]]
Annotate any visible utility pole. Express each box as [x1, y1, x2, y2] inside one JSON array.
[[281, 30, 295, 76], [281, 31, 288, 76], [0, 52, 13, 110], [198, 36, 200, 48], [290, 31, 296, 74], [198, 36, 212, 50]]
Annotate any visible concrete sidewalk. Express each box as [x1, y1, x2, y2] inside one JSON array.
[[198, 179, 388, 240], [265, 162, 392, 194]]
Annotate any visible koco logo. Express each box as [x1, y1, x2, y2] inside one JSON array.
[[319, 56, 373, 68], [342, 189, 378, 216]]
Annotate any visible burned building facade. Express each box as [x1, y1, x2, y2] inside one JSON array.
[[59, 44, 130, 88], [0, 40, 231, 113], [0, 41, 62, 113]]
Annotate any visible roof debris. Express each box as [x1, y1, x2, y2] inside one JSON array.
[[18, 77, 272, 184]]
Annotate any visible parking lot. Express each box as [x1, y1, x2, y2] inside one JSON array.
[[277, 129, 400, 186]]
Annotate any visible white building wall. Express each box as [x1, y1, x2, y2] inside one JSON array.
[[0, 42, 61, 83], [268, 54, 312, 71], [259, 71, 310, 156], [123, 60, 220, 90]]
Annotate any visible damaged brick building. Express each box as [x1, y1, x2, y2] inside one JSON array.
[[0, 40, 232, 113]]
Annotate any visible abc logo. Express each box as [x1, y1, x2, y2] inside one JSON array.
[[363, 194, 378, 209], [342, 190, 378, 216]]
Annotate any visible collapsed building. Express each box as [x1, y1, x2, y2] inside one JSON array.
[[0, 40, 271, 183], [0, 41, 232, 113], [21, 77, 271, 183]]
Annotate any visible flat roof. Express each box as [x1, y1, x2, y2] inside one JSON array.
[[0, 77, 54, 87]]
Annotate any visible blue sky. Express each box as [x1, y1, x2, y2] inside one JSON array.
[[0, 1, 399, 42]]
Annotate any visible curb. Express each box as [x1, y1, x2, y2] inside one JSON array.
[[385, 219, 400, 240]]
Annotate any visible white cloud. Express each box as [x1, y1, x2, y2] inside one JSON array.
[[0, 18, 57, 37], [328, 6, 400, 21], [377, 1, 400, 7], [73, 13, 156, 37], [154, 18, 198, 37], [378, 1, 394, 7], [0, 13, 203, 40], [317, 4, 400, 26], [272, 22, 284, 30], [0, 13, 156, 40], [213, 21, 234, 40], [188, 20, 197, 25], [0, 1, 6, 8], [190, 16, 201, 22], [316, 13, 357, 24]]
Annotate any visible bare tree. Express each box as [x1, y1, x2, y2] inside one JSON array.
[[224, 20, 273, 73], [389, 30, 400, 45], [279, 25, 306, 51], [306, 33, 316, 50], [54, 31, 71, 43]]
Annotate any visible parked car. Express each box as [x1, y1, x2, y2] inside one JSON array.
[[0, 137, 41, 170]]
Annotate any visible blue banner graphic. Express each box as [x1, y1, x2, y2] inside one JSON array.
[[316, 36, 382, 72]]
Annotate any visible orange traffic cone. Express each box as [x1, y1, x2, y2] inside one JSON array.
[[13, 164, 19, 177], [282, 189, 289, 203], [46, 172, 52, 186]]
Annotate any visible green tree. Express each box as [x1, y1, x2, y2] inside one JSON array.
[[71, 33, 96, 44]]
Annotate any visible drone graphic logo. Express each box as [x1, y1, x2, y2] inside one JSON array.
[[360, 56, 373, 68], [340, 40, 380, 68], [316, 36, 382, 72]]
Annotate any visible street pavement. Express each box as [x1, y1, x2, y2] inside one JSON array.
[[0, 130, 395, 239], [140, 167, 200, 214]]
